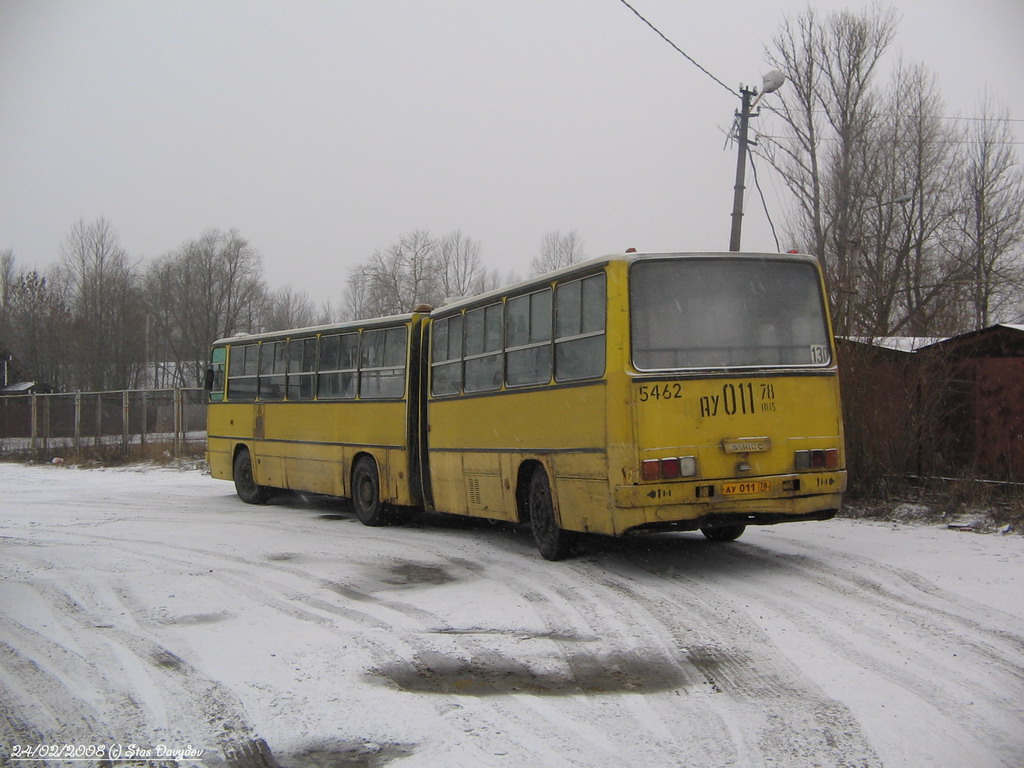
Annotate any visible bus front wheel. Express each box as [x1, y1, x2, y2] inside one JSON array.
[[701, 524, 746, 542], [528, 468, 573, 561], [233, 448, 269, 504], [352, 457, 390, 526]]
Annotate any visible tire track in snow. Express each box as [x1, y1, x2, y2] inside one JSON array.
[[13, 515, 621, 764], [590, 531, 1023, 767], [560, 548, 882, 768], [343, 526, 778, 767], [4, 465, 1021, 767], [680, 537, 1024, 767], [23, 577, 260, 751]]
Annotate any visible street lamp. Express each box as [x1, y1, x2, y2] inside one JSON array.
[[867, 192, 914, 210], [729, 70, 786, 252]]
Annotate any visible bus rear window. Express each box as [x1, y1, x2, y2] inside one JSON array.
[[630, 258, 831, 370]]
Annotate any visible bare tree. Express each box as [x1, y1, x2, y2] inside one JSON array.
[[0, 250, 15, 363], [343, 230, 442, 319], [343, 229, 511, 321], [260, 285, 318, 331], [0, 252, 71, 389], [394, 229, 441, 309], [145, 229, 266, 386], [343, 263, 372, 322], [0, 249, 14, 319], [54, 218, 145, 390], [435, 230, 484, 300], [849, 63, 962, 335], [529, 230, 586, 276], [6, 270, 70, 389], [766, 8, 1024, 336], [947, 101, 1024, 329], [763, 5, 897, 334]]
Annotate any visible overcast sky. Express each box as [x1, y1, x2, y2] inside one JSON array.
[[2, 0, 1022, 306]]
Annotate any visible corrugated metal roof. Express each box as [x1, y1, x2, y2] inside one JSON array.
[[843, 336, 946, 353]]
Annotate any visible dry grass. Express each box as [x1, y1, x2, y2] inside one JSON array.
[[0, 441, 205, 467], [841, 481, 1024, 535]]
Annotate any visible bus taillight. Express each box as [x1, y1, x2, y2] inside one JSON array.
[[642, 456, 697, 481], [795, 449, 839, 470]]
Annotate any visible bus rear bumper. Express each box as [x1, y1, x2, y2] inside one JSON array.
[[621, 505, 839, 535], [612, 473, 845, 534]]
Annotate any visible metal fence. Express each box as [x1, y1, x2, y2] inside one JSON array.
[[0, 388, 207, 460]]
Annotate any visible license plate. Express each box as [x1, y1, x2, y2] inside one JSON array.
[[722, 480, 771, 496], [722, 437, 771, 454]]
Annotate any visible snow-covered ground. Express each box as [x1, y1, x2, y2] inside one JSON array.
[[1, 462, 1022, 768]]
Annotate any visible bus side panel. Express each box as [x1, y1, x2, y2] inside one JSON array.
[[206, 403, 256, 481], [261, 401, 413, 505], [427, 450, 468, 517], [283, 441, 346, 497], [427, 383, 607, 528], [207, 435, 234, 482]]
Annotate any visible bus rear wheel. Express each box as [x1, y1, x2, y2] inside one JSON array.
[[233, 448, 269, 504], [352, 456, 392, 526], [528, 468, 573, 561], [701, 524, 746, 542]]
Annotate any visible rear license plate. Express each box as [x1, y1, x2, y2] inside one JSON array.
[[722, 480, 771, 496]]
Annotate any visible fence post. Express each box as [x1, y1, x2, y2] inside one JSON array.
[[174, 387, 183, 458], [43, 394, 50, 456], [31, 393, 38, 461], [74, 392, 81, 453], [122, 390, 130, 453], [140, 390, 147, 449]]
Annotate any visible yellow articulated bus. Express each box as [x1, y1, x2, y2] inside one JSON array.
[[206, 251, 846, 560], [206, 312, 428, 524]]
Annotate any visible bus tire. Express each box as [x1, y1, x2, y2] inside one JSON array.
[[233, 448, 269, 505], [701, 524, 746, 542], [352, 456, 390, 527], [528, 467, 573, 561]]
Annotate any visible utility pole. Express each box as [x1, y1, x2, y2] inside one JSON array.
[[729, 86, 756, 252], [728, 70, 785, 252]]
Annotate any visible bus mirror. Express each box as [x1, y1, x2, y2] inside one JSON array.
[[204, 368, 215, 391]]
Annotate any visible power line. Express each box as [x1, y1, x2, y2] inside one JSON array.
[[748, 151, 781, 252], [755, 133, 1024, 147], [616, 0, 736, 98], [765, 104, 1022, 126], [935, 115, 1024, 124]]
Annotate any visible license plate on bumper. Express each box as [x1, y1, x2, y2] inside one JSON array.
[[722, 480, 771, 496]]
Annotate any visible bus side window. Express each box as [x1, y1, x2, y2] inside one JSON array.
[[431, 315, 463, 396], [555, 274, 606, 381], [287, 336, 317, 400], [464, 303, 502, 393], [318, 333, 358, 399], [259, 341, 287, 400], [360, 327, 407, 399], [207, 347, 227, 401], [506, 289, 552, 387], [227, 344, 258, 400]]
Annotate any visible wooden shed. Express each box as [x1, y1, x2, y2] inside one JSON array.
[[918, 324, 1024, 482]]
